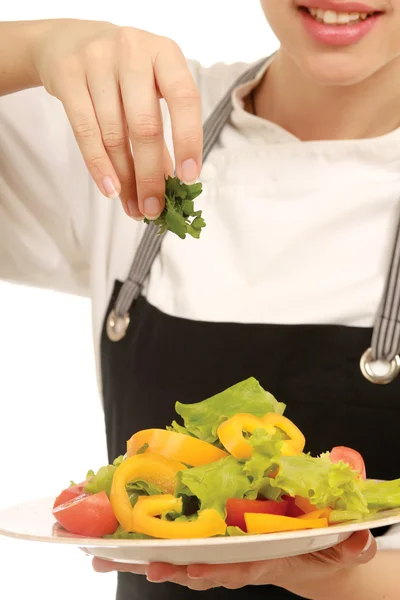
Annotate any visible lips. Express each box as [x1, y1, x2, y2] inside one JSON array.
[[298, 5, 383, 46], [298, 1, 381, 11]]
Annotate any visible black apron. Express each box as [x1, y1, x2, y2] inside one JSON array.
[[100, 60, 400, 600]]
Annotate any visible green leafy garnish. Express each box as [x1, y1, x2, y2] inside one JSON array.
[[144, 176, 205, 239]]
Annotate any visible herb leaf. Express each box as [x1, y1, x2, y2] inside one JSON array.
[[144, 176, 205, 239]]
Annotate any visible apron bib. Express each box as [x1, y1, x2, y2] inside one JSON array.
[[100, 59, 400, 600]]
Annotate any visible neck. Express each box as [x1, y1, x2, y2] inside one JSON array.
[[255, 50, 400, 141]]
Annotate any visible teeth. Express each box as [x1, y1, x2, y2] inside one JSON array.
[[306, 7, 373, 24]]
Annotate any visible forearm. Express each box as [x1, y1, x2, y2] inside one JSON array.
[[321, 551, 400, 600], [0, 21, 45, 95]]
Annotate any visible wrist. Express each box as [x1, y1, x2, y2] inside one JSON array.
[[22, 20, 52, 88]]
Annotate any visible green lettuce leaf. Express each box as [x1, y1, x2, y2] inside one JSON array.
[[104, 525, 153, 540], [243, 428, 284, 499], [126, 480, 164, 508], [265, 453, 368, 514], [166, 421, 194, 436], [174, 378, 285, 443], [329, 510, 366, 523], [83, 455, 125, 498], [226, 526, 246, 537], [360, 479, 400, 510], [175, 456, 251, 517]]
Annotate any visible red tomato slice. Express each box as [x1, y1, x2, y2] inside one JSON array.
[[52, 491, 118, 537], [53, 481, 89, 509], [226, 498, 288, 532], [330, 446, 366, 479], [282, 495, 305, 518]]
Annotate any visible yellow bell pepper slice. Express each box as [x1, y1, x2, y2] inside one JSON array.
[[217, 413, 266, 459], [127, 429, 228, 466], [131, 495, 227, 538], [261, 413, 306, 455], [299, 508, 332, 520], [245, 513, 328, 534], [110, 452, 187, 531], [217, 412, 305, 459]]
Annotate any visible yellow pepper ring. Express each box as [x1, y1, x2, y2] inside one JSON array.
[[217, 413, 306, 459], [217, 413, 265, 459], [126, 429, 228, 466], [131, 495, 227, 539], [110, 453, 187, 531], [261, 413, 306, 456]]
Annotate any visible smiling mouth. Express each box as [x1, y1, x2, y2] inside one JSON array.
[[299, 6, 382, 25]]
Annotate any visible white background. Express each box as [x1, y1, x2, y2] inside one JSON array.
[[0, 2, 278, 599]]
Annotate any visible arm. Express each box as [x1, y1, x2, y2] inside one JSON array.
[[0, 21, 42, 95], [321, 551, 399, 600]]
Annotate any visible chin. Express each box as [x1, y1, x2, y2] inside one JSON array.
[[296, 50, 382, 86]]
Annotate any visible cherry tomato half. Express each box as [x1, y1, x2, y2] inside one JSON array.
[[52, 491, 118, 537]]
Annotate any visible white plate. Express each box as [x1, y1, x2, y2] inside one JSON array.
[[1, 497, 399, 565]]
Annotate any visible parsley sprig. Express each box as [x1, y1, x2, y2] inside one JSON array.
[[144, 176, 206, 240]]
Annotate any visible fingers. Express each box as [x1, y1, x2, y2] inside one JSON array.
[[92, 558, 147, 575], [340, 530, 377, 565], [92, 560, 216, 591], [57, 29, 201, 222], [154, 39, 203, 185], [61, 81, 121, 203], [87, 71, 141, 220], [120, 50, 166, 220], [147, 563, 216, 591], [187, 561, 267, 590]]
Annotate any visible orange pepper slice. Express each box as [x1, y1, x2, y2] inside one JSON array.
[[299, 509, 332, 520], [127, 429, 228, 466], [294, 496, 317, 514], [245, 513, 328, 534], [110, 453, 187, 531], [131, 495, 227, 538]]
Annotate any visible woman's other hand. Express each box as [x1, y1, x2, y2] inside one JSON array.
[[92, 530, 376, 597], [31, 19, 202, 219]]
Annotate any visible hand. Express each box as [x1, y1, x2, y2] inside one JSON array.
[[30, 19, 202, 219], [92, 530, 376, 597]]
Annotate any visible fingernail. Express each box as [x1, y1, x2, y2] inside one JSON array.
[[187, 567, 202, 580], [103, 176, 119, 198], [146, 575, 165, 583], [361, 532, 373, 554], [143, 197, 161, 220], [127, 199, 144, 221], [181, 159, 199, 184]]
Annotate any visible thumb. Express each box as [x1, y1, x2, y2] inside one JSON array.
[[322, 529, 377, 568]]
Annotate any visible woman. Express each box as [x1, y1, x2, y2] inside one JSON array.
[[1, 1, 400, 599]]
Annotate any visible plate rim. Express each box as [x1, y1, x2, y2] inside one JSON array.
[[0, 496, 399, 549]]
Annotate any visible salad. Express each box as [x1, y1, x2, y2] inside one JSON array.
[[52, 378, 400, 539]]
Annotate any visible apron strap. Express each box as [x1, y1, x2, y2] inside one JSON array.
[[361, 213, 400, 383], [106, 57, 268, 341]]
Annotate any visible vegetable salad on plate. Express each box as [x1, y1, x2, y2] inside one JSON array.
[[52, 378, 400, 539]]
